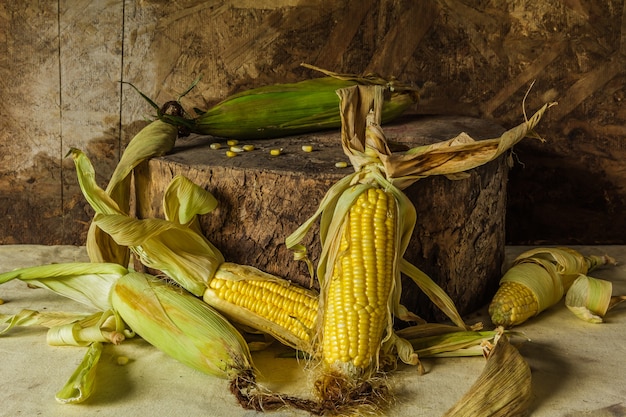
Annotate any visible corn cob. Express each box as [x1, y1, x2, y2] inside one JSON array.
[[112, 272, 319, 414], [321, 186, 396, 373], [71, 148, 320, 353], [203, 262, 319, 352], [489, 247, 616, 328], [488, 279, 539, 327], [284, 85, 553, 414]]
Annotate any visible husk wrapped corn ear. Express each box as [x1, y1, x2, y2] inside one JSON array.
[[0, 257, 315, 411], [489, 247, 616, 327], [285, 84, 552, 414], [70, 149, 319, 353], [148, 64, 418, 140], [110, 271, 254, 379]]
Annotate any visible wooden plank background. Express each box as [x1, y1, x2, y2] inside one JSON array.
[[1, 0, 625, 246]]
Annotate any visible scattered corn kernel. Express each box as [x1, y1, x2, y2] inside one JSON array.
[[209, 142, 222, 150], [230, 146, 244, 153], [116, 356, 129, 366], [335, 161, 348, 168], [226, 140, 239, 146], [243, 144, 255, 151], [301, 145, 314, 152], [270, 148, 282, 156], [226, 150, 238, 157]]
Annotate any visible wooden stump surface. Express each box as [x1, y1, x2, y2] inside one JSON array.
[[135, 115, 507, 319]]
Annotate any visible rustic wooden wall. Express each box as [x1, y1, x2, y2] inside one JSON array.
[[1, 0, 625, 246]]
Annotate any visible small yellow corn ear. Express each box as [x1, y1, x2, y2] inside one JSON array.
[[110, 272, 254, 379], [489, 247, 616, 327]]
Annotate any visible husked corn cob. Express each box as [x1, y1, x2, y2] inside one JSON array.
[[488, 281, 539, 327], [204, 262, 318, 351], [322, 186, 396, 374]]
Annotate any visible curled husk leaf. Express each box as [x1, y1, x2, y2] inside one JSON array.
[[55, 342, 104, 404], [565, 274, 613, 323]]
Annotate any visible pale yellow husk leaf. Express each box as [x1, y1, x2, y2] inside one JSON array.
[[565, 274, 613, 323]]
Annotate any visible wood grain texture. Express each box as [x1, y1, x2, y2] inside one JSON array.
[[1, 0, 625, 246]]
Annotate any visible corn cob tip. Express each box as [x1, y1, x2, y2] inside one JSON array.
[[488, 281, 539, 328]]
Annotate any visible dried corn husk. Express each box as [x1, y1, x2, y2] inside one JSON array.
[[442, 331, 532, 417]]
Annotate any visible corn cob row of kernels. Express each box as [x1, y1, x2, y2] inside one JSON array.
[[203, 262, 319, 353], [321, 186, 396, 377], [488, 281, 539, 327]]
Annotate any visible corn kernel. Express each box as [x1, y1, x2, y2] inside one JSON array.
[[335, 161, 348, 168], [226, 139, 239, 146], [243, 144, 255, 151], [270, 148, 282, 156], [230, 146, 244, 153], [226, 150, 238, 157], [301, 145, 314, 152], [209, 142, 222, 150], [116, 356, 129, 366]]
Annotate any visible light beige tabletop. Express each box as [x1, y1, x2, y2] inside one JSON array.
[[1, 245, 625, 417]]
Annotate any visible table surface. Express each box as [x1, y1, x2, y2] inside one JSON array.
[[1, 245, 625, 417]]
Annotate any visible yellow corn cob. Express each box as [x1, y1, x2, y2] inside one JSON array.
[[321, 186, 396, 376], [489, 248, 616, 328], [488, 281, 539, 327], [203, 262, 318, 352]]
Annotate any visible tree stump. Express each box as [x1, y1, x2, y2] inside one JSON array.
[[134, 115, 507, 320]]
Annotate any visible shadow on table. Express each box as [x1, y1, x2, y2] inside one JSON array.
[[521, 339, 573, 415]]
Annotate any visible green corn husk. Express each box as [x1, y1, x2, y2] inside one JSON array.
[[71, 118, 179, 265], [0, 262, 131, 404], [110, 271, 254, 379], [0, 262, 127, 311], [55, 342, 104, 404], [156, 64, 418, 140], [396, 323, 525, 359]]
